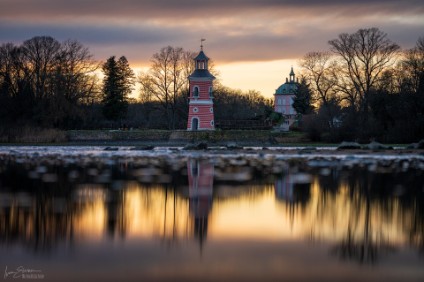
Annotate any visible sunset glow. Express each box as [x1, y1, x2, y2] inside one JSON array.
[[1, 0, 423, 97], [67, 180, 410, 246]]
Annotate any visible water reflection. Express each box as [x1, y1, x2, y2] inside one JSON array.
[[0, 156, 423, 281], [188, 159, 214, 250]]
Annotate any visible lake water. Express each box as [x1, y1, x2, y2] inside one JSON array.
[[0, 147, 423, 281]]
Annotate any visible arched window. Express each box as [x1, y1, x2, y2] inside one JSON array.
[[209, 87, 213, 98], [192, 118, 199, 131], [193, 86, 199, 97]]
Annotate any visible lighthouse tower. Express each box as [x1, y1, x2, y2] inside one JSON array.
[[187, 41, 216, 131]]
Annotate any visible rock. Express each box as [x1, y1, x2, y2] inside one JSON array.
[[337, 141, 362, 150], [363, 141, 393, 150], [407, 140, 424, 149], [417, 140, 424, 149], [406, 143, 418, 149], [130, 145, 155, 151], [183, 142, 208, 150], [226, 142, 242, 149], [299, 147, 317, 154], [104, 147, 119, 151]]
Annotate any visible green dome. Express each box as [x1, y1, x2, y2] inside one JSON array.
[[276, 67, 298, 95], [275, 82, 297, 95]]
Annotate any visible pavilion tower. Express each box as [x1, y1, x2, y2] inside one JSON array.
[[273, 66, 299, 131], [187, 40, 215, 131]]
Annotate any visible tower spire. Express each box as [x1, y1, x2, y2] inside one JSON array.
[[290, 66, 295, 82], [200, 38, 205, 51]]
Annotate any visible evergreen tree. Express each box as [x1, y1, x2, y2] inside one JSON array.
[[293, 78, 314, 115], [102, 56, 135, 122]]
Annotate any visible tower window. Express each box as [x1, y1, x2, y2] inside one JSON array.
[[193, 107, 199, 113], [198, 61, 205, 69], [210, 120, 214, 126], [209, 107, 213, 113], [209, 87, 213, 98], [193, 86, 199, 97]]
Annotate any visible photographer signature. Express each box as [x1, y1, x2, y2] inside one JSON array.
[[4, 266, 42, 279]]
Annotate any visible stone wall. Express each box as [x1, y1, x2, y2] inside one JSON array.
[[67, 130, 172, 141]]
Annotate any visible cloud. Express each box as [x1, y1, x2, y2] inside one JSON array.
[[0, 0, 423, 65], [1, 0, 423, 19], [0, 20, 187, 45]]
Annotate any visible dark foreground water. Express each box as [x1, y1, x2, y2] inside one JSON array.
[[0, 147, 423, 281]]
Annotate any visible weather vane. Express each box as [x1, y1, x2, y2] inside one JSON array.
[[201, 38, 206, 50]]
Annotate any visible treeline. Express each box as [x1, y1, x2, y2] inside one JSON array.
[[0, 36, 100, 129], [298, 28, 424, 143], [0, 38, 272, 131], [1, 30, 423, 143]]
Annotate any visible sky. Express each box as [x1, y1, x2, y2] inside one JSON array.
[[1, 0, 424, 98]]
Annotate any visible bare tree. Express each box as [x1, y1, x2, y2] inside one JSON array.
[[181, 50, 197, 96], [299, 51, 338, 106], [328, 28, 400, 114], [300, 51, 344, 131], [138, 46, 192, 129], [56, 39, 98, 104], [138, 72, 155, 104], [402, 36, 424, 93], [0, 36, 101, 128], [22, 36, 61, 100], [0, 43, 22, 98]]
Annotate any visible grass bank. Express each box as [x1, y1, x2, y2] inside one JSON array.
[[0, 129, 413, 147], [0, 127, 67, 143], [66, 129, 309, 145]]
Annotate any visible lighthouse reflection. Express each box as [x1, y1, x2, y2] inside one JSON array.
[[274, 169, 311, 205], [188, 159, 214, 249]]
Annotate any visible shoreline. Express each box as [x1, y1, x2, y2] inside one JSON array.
[[1, 129, 419, 149], [1, 146, 423, 179], [0, 144, 421, 155]]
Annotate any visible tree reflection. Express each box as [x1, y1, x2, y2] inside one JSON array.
[[272, 166, 424, 265], [410, 203, 424, 256], [0, 157, 423, 265], [325, 169, 421, 264], [0, 192, 74, 252], [274, 169, 311, 227], [106, 188, 125, 238]]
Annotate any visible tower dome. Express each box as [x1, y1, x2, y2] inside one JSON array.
[[275, 67, 298, 95]]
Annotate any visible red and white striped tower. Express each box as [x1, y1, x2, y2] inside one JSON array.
[[187, 39, 216, 131]]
